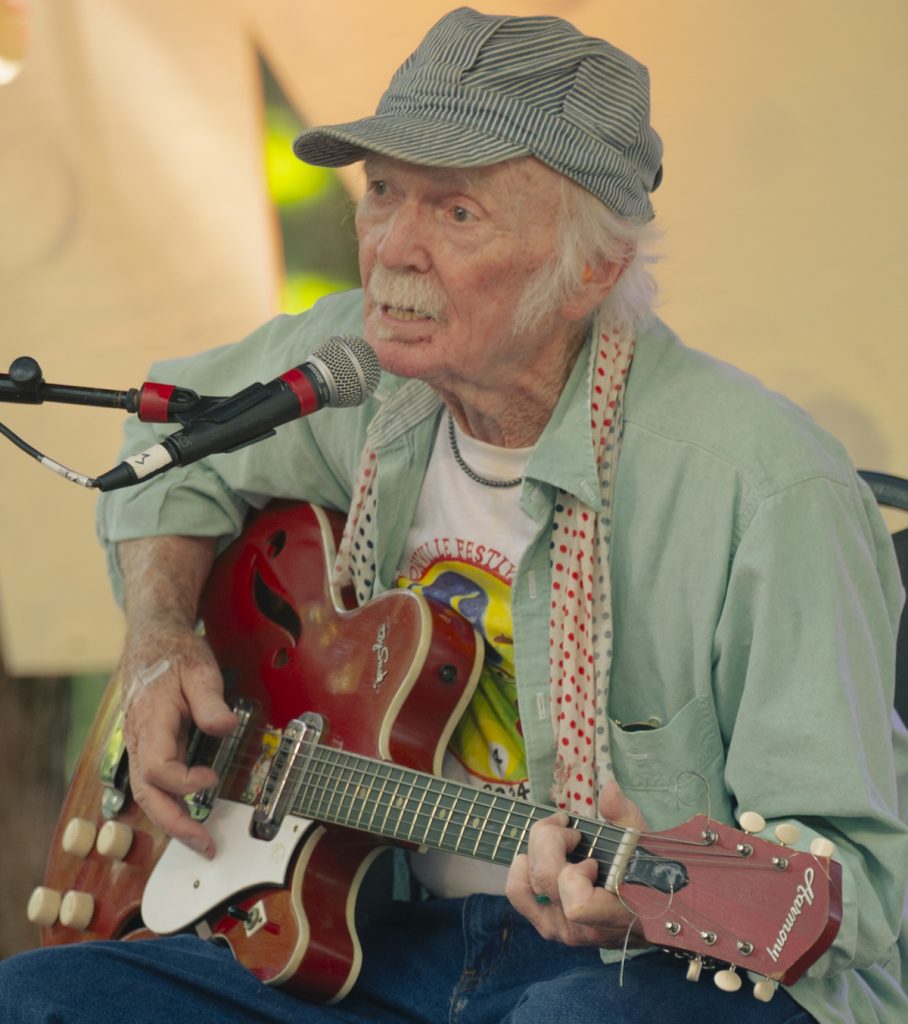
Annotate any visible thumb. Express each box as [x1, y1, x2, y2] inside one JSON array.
[[598, 779, 647, 831], [183, 656, 238, 736]]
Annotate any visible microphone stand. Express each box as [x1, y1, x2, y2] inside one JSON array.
[[0, 355, 205, 416], [0, 356, 216, 488]]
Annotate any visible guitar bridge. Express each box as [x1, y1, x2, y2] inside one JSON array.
[[253, 712, 324, 840]]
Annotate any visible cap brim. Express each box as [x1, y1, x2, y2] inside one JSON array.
[[294, 114, 530, 169]]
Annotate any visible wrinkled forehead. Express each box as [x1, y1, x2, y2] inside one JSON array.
[[361, 153, 567, 204]]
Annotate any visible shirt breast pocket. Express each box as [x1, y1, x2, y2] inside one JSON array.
[[608, 695, 732, 831]]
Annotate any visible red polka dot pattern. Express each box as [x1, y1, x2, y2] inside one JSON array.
[[549, 326, 634, 813]]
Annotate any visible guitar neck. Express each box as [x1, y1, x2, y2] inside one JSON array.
[[291, 744, 616, 876]]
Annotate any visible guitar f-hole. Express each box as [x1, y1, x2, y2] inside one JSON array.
[[265, 529, 287, 558], [252, 569, 302, 643]]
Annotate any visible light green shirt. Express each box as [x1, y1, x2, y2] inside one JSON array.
[[98, 290, 908, 1024]]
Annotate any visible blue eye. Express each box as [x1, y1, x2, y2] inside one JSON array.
[[452, 206, 470, 223], [371, 180, 387, 196]]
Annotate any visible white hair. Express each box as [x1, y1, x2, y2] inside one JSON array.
[[512, 175, 661, 337]]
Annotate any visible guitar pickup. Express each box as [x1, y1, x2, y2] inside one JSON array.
[[184, 698, 254, 821], [252, 712, 324, 840]]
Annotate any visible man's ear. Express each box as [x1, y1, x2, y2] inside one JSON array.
[[560, 258, 626, 322]]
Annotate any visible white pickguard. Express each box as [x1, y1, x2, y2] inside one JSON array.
[[141, 799, 314, 935]]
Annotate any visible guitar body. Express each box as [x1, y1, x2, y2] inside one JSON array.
[[195, 501, 483, 1001], [35, 501, 484, 1003]]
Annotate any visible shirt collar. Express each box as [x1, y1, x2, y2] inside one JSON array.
[[525, 333, 604, 508]]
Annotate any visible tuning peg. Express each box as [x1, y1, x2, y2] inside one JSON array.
[[753, 978, 777, 1002], [810, 836, 836, 859], [738, 811, 766, 834], [773, 823, 801, 846], [714, 968, 742, 992], [686, 958, 703, 982]]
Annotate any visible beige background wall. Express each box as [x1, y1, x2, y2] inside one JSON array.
[[1, 0, 906, 675]]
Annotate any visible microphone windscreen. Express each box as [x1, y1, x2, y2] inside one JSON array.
[[309, 336, 381, 408]]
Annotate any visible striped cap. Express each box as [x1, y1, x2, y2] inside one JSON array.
[[293, 8, 663, 221]]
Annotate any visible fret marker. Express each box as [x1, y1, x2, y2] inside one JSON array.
[[438, 809, 448, 820], [472, 817, 480, 828]]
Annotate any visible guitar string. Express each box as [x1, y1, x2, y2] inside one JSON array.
[[195, 759, 794, 878], [300, 770, 548, 860], [294, 760, 784, 874], [193, 726, 814, 869], [253, 749, 780, 872], [200, 738, 783, 868], [201, 716, 664, 854], [210, 731, 636, 852], [299, 750, 766, 861], [294, 756, 556, 860], [209, 732, 631, 862]]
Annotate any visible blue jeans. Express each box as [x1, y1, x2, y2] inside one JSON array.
[[1, 895, 814, 1023]]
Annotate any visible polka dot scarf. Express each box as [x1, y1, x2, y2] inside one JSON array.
[[335, 316, 634, 816], [335, 448, 380, 605], [548, 321, 633, 813]]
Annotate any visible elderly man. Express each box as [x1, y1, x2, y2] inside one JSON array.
[[2, 8, 906, 1024]]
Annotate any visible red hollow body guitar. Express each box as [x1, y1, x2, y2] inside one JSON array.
[[30, 502, 842, 1004]]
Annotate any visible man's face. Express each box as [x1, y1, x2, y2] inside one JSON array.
[[355, 155, 574, 394]]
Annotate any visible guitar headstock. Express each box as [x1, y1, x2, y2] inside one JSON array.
[[619, 814, 842, 998]]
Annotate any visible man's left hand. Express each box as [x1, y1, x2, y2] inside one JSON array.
[[506, 780, 650, 948]]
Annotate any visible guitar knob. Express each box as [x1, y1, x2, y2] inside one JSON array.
[[686, 958, 703, 982], [753, 978, 777, 1002], [61, 817, 98, 858], [714, 968, 742, 992], [810, 836, 836, 859], [59, 890, 95, 931], [738, 811, 766, 834], [96, 821, 134, 860], [774, 823, 801, 846], [26, 886, 62, 927]]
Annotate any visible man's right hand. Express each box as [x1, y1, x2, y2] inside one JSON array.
[[117, 535, 238, 858]]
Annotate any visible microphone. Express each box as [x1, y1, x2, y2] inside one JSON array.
[[95, 336, 380, 492]]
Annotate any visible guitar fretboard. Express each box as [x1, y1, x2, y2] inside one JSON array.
[[292, 745, 621, 880]]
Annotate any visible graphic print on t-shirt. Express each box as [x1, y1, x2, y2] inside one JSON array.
[[397, 553, 530, 800]]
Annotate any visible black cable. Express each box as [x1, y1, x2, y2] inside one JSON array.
[[0, 420, 98, 488]]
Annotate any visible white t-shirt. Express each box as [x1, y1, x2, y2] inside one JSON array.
[[396, 415, 537, 897]]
